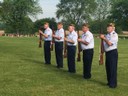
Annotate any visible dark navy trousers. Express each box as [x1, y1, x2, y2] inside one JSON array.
[[105, 49, 118, 87], [67, 46, 76, 73], [83, 49, 94, 79], [55, 42, 63, 68], [44, 41, 51, 64]]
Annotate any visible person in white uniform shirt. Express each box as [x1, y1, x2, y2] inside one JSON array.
[[53, 22, 64, 68], [100, 23, 118, 88], [78, 23, 94, 79], [39, 22, 52, 64], [65, 24, 78, 73]]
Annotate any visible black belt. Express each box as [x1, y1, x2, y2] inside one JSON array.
[[44, 41, 51, 42], [55, 41, 63, 43], [83, 49, 93, 51], [68, 45, 76, 47], [106, 49, 117, 53]]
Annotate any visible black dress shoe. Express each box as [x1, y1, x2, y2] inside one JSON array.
[[45, 62, 51, 65], [84, 77, 91, 79], [107, 83, 109, 86], [57, 66, 63, 69], [68, 71, 76, 73], [109, 85, 117, 88], [83, 76, 91, 79]]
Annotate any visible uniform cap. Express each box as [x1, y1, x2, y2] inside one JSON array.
[[107, 23, 115, 27]]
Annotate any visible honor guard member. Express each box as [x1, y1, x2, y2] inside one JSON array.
[[53, 22, 64, 68], [65, 24, 78, 73], [78, 23, 94, 79], [39, 22, 52, 64], [100, 23, 118, 88]]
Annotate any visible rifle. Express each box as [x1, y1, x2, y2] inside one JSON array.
[[77, 30, 82, 62], [51, 27, 55, 51], [63, 31, 67, 58], [38, 27, 43, 48], [99, 22, 104, 65]]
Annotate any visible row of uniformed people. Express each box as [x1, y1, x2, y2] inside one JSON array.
[[39, 22, 118, 88]]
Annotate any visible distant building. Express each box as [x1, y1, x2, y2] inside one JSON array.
[[122, 31, 128, 35], [0, 30, 5, 36]]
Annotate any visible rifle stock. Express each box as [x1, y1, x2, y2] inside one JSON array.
[[51, 29, 55, 51], [63, 31, 67, 58], [99, 39, 104, 65], [77, 31, 81, 62], [99, 21, 104, 65], [39, 33, 42, 48], [39, 29, 43, 48]]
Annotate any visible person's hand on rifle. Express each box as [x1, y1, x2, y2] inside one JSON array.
[[78, 38, 89, 45], [100, 34, 113, 46], [52, 34, 55, 38], [65, 38, 75, 44], [53, 35, 62, 40], [78, 39, 83, 42], [39, 30, 49, 38], [64, 38, 68, 42], [39, 30, 43, 35], [100, 34, 105, 40]]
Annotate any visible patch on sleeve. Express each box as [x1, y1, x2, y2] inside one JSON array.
[[112, 33, 117, 37], [86, 34, 89, 37]]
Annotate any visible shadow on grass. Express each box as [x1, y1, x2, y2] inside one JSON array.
[[89, 79, 106, 86], [22, 58, 43, 65], [22, 58, 107, 86]]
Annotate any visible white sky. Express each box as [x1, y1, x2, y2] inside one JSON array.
[[38, 0, 59, 19]]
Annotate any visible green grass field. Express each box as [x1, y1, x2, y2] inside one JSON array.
[[0, 37, 128, 96]]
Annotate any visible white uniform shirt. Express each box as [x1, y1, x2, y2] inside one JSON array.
[[44, 27, 52, 41], [67, 31, 78, 46], [81, 31, 94, 50], [104, 31, 118, 52], [55, 28, 64, 42]]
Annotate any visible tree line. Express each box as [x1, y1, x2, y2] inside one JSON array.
[[0, 0, 127, 34]]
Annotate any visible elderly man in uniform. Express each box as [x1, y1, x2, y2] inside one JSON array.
[[78, 23, 94, 79], [100, 23, 118, 88], [39, 22, 52, 64], [53, 22, 64, 68], [65, 24, 78, 73]]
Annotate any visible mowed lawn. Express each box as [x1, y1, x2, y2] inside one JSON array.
[[0, 37, 128, 96]]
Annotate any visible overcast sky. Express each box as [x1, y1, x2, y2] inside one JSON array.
[[37, 0, 59, 21], [0, 0, 59, 21]]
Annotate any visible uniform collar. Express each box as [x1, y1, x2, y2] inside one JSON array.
[[58, 28, 62, 31], [86, 31, 90, 34], [83, 31, 90, 35], [46, 27, 50, 30], [70, 30, 75, 34], [108, 31, 115, 35]]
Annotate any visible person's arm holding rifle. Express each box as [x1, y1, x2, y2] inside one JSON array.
[[39, 31, 48, 38]]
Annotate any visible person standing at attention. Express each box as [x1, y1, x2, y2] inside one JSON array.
[[39, 22, 52, 64], [78, 23, 94, 79], [100, 23, 118, 88], [65, 24, 78, 73], [53, 22, 64, 68]]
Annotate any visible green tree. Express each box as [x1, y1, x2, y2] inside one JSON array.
[[109, 0, 128, 31], [94, 0, 112, 21], [34, 18, 57, 32], [56, 0, 97, 30], [0, 0, 42, 34], [90, 0, 112, 34], [90, 0, 123, 34]]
